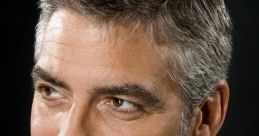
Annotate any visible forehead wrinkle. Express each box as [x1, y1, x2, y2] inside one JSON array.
[[39, 42, 171, 96], [38, 53, 159, 83], [40, 40, 161, 72], [37, 51, 167, 93]]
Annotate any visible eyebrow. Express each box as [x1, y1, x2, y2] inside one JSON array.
[[31, 66, 162, 108], [94, 85, 161, 107], [31, 66, 71, 90]]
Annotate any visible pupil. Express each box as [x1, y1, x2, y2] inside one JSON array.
[[113, 98, 123, 107], [44, 87, 52, 96]]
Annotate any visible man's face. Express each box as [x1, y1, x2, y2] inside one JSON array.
[[31, 9, 183, 136]]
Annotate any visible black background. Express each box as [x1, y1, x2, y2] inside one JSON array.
[[3, 0, 259, 135]]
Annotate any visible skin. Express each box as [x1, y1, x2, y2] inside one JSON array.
[[31, 9, 229, 136]]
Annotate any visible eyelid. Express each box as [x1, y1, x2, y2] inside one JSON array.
[[97, 96, 145, 121], [34, 81, 72, 97], [107, 96, 145, 113], [94, 85, 161, 110], [34, 83, 72, 108], [106, 95, 142, 107], [37, 84, 62, 97], [107, 95, 163, 113], [116, 95, 156, 111]]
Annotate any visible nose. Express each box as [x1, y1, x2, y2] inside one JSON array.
[[58, 104, 90, 136]]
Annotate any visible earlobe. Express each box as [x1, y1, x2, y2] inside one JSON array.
[[192, 80, 229, 136]]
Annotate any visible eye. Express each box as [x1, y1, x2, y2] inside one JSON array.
[[111, 98, 138, 113], [100, 97, 144, 121], [37, 85, 63, 101], [34, 83, 72, 109], [36, 84, 64, 107]]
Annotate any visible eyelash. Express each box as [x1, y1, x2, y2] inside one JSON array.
[[35, 84, 64, 101], [106, 97, 141, 113], [100, 97, 145, 120]]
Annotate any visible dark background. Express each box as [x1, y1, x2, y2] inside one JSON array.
[[3, 0, 259, 135]]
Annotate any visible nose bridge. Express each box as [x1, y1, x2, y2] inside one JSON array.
[[58, 102, 90, 136]]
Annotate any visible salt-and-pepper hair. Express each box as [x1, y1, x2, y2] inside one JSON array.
[[34, 0, 232, 135]]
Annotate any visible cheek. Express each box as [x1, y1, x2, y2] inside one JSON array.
[[116, 102, 183, 135], [150, 113, 182, 136], [95, 113, 181, 136], [133, 114, 181, 136], [31, 98, 61, 136]]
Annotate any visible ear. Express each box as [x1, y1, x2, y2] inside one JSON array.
[[191, 80, 229, 136]]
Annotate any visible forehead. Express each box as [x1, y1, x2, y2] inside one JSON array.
[[38, 9, 174, 92]]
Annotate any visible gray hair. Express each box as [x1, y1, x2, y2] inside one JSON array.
[[35, 0, 232, 135]]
